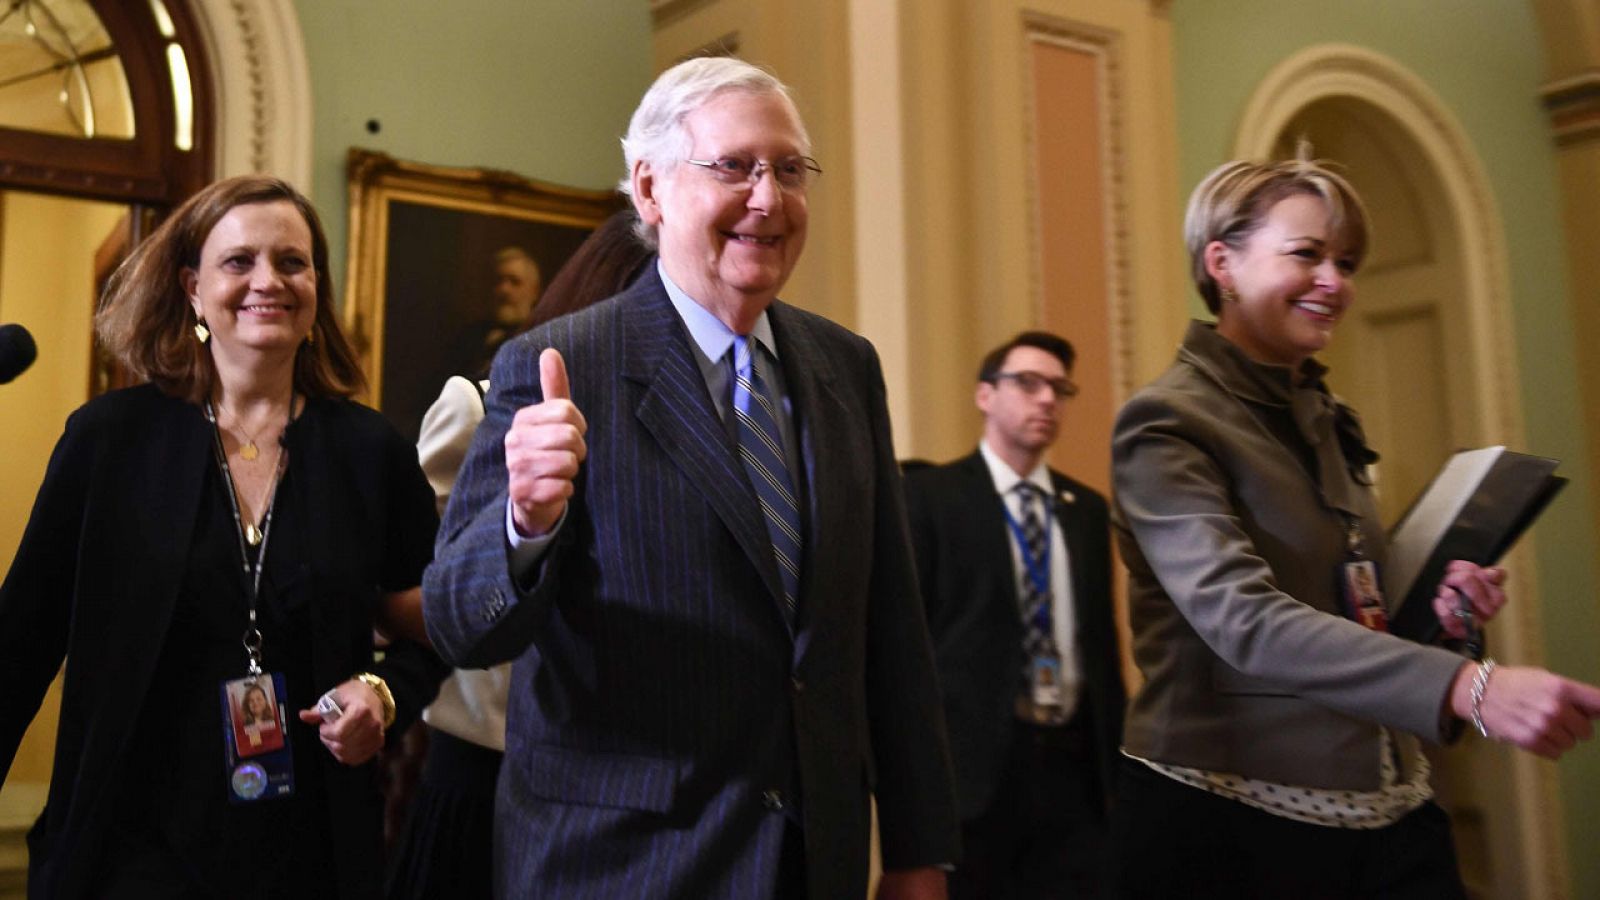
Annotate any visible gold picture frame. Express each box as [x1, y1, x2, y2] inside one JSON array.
[[342, 148, 622, 438]]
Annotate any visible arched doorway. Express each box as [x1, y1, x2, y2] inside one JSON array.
[[1235, 44, 1555, 900]]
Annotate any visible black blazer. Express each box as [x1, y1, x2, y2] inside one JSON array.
[[0, 384, 444, 900], [423, 268, 961, 899], [904, 451, 1125, 819]]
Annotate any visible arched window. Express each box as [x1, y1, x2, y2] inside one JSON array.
[[0, 0, 213, 205]]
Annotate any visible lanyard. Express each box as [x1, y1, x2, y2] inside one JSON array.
[[1000, 486, 1053, 631], [205, 399, 288, 679], [1342, 512, 1366, 561]]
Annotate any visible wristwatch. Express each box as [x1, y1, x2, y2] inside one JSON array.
[[354, 672, 396, 728]]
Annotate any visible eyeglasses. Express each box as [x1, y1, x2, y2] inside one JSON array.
[[990, 371, 1078, 400], [683, 154, 824, 192]]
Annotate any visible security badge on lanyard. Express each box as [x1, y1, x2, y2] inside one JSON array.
[[1339, 515, 1390, 633], [208, 401, 296, 803]]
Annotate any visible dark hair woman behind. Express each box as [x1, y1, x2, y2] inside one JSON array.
[[0, 175, 446, 899]]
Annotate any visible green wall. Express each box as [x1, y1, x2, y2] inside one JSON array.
[[291, 0, 653, 295], [1172, 1, 1600, 895]]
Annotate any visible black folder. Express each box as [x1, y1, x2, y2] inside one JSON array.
[[1384, 447, 1566, 642]]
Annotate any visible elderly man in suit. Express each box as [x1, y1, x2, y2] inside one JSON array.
[[422, 57, 960, 900], [903, 332, 1126, 899]]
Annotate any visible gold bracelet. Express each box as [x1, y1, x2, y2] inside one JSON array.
[[354, 672, 397, 729]]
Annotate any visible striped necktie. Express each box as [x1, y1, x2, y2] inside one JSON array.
[[1016, 481, 1062, 723], [731, 334, 802, 618]]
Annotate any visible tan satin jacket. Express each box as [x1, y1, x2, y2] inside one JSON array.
[[1113, 321, 1466, 791]]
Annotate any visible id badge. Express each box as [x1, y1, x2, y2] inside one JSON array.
[[1340, 559, 1390, 632], [1029, 655, 1063, 710], [221, 672, 295, 803]]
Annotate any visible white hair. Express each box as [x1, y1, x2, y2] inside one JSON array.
[[618, 56, 811, 247]]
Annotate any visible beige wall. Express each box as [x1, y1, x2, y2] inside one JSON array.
[[649, 0, 1183, 467], [0, 192, 125, 834]]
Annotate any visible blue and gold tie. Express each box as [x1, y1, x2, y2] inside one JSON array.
[[1017, 482, 1062, 723], [731, 335, 803, 618]]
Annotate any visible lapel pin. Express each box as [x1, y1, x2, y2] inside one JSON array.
[[1058, 489, 1076, 504]]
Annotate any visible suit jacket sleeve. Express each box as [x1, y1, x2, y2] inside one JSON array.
[[1113, 387, 1463, 741], [0, 408, 91, 782], [423, 330, 579, 669], [859, 351, 962, 868]]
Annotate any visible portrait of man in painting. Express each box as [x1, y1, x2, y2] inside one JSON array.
[[379, 203, 594, 439], [342, 150, 621, 441]]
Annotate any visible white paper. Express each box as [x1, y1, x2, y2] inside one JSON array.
[[1382, 446, 1504, 604]]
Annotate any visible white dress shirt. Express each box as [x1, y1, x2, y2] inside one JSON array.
[[978, 439, 1080, 719]]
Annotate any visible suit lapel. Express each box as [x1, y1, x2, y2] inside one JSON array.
[[959, 452, 1020, 608], [622, 274, 788, 609], [1049, 471, 1093, 646]]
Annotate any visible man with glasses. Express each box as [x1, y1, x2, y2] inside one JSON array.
[[423, 56, 959, 900], [904, 332, 1126, 899]]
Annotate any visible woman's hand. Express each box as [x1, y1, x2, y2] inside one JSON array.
[[1431, 561, 1507, 640], [1449, 662, 1600, 758], [297, 678, 386, 765]]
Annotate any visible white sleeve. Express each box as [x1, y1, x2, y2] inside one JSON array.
[[416, 376, 487, 517]]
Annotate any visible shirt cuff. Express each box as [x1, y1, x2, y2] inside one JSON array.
[[505, 499, 563, 579]]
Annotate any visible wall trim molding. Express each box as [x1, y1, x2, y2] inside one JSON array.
[[189, 0, 312, 187], [1020, 11, 1135, 401], [1234, 42, 1562, 900]]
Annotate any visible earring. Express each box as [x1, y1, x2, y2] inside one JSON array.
[[194, 320, 210, 344], [305, 326, 316, 346], [1219, 285, 1238, 305]]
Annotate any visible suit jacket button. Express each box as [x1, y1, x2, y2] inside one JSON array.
[[762, 789, 785, 811]]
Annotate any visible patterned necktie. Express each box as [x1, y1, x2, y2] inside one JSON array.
[[1016, 482, 1059, 719], [731, 335, 802, 619]]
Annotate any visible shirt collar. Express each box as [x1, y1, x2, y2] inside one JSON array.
[[978, 439, 1052, 499], [658, 259, 779, 363], [1179, 320, 1329, 408]]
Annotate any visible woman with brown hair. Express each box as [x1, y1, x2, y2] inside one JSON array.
[[0, 175, 444, 899]]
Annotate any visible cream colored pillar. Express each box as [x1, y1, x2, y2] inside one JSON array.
[[1534, 0, 1600, 555]]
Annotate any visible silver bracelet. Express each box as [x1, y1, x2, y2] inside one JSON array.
[[1470, 658, 1497, 738]]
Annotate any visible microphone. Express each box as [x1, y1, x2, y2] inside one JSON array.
[[0, 324, 38, 384]]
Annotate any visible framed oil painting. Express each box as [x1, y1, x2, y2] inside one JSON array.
[[343, 148, 623, 439]]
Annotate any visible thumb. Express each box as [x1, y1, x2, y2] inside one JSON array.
[[297, 708, 323, 725], [540, 347, 570, 402]]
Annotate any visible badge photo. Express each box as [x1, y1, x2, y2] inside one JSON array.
[[227, 674, 287, 757], [220, 672, 296, 803], [1341, 558, 1390, 633]]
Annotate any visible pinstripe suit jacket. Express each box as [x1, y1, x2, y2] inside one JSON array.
[[422, 268, 960, 899]]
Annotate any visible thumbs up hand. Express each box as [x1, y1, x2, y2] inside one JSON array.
[[506, 348, 588, 537]]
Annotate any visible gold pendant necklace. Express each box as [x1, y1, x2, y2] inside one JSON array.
[[245, 523, 264, 546], [218, 402, 276, 462]]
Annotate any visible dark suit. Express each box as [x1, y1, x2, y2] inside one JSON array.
[[422, 268, 960, 899], [0, 384, 443, 900], [903, 451, 1124, 896]]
